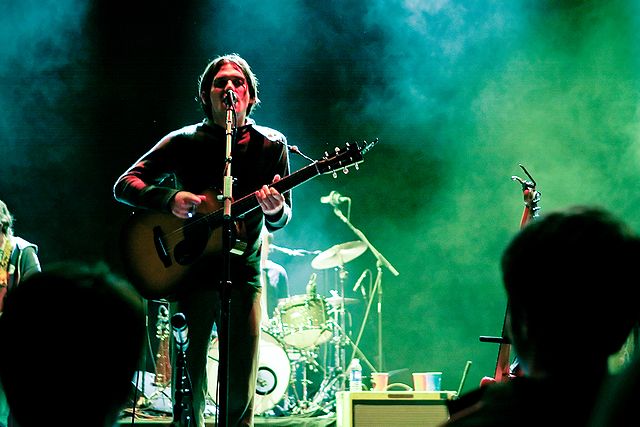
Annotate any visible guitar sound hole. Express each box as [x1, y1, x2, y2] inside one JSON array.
[[174, 219, 211, 265]]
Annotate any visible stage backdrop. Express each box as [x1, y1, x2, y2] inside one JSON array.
[[1, 0, 639, 393]]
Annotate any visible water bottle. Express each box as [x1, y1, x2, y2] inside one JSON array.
[[349, 358, 363, 391]]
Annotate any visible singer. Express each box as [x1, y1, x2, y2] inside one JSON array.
[[113, 54, 292, 427]]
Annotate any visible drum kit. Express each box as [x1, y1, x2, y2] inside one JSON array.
[[206, 240, 369, 417]]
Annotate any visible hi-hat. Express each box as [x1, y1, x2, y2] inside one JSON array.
[[311, 241, 367, 270], [326, 296, 360, 307]]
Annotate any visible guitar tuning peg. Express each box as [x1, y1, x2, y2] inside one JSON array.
[[355, 163, 360, 170], [332, 171, 338, 178], [343, 167, 349, 174]]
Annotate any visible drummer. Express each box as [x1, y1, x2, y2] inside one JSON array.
[[261, 232, 291, 316]]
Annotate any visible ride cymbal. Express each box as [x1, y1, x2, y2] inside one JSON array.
[[311, 241, 367, 269]]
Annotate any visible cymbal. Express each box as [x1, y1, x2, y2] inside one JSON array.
[[326, 296, 359, 306], [311, 241, 367, 270]]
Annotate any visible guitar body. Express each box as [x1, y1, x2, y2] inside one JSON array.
[[120, 190, 247, 300], [121, 212, 214, 300]]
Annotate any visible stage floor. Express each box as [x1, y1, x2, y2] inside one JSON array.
[[117, 414, 336, 426]]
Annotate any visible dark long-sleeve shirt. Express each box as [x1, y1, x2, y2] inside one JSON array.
[[113, 119, 292, 292]]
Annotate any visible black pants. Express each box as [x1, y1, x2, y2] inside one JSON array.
[[174, 280, 261, 427]]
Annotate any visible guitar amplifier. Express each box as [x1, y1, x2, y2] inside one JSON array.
[[336, 391, 456, 427]]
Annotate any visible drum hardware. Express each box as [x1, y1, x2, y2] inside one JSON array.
[[270, 243, 321, 257], [205, 248, 372, 419], [287, 347, 326, 415], [325, 295, 359, 307], [245, 293, 371, 417], [324, 204, 400, 372], [310, 241, 367, 270], [274, 292, 332, 349]]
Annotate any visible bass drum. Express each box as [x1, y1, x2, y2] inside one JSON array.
[[207, 329, 291, 415]]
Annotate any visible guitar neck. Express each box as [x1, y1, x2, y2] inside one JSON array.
[[216, 139, 374, 222], [203, 162, 321, 227], [238, 162, 320, 214]]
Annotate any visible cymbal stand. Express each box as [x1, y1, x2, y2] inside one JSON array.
[[331, 206, 399, 372], [334, 264, 348, 389], [331, 314, 376, 373], [292, 351, 310, 410], [292, 294, 346, 412], [308, 310, 345, 412], [290, 348, 322, 414], [310, 302, 374, 410]]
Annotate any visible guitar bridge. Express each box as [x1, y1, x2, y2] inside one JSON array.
[[153, 226, 172, 268]]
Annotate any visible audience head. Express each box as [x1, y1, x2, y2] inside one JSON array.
[[0, 262, 146, 427], [0, 199, 14, 237], [501, 205, 640, 377]]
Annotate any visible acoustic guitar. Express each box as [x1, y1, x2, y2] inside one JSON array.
[[119, 139, 378, 300]]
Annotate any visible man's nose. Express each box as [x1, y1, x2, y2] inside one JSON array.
[[224, 80, 235, 91]]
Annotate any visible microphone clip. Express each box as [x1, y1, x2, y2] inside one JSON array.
[[223, 90, 237, 108], [320, 190, 351, 206]]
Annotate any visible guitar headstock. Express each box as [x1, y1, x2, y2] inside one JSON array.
[[317, 138, 378, 178], [512, 164, 541, 222]]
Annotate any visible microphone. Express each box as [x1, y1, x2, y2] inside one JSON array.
[[353, 270, 368, 297], [171, 312, 189, 352], [223, 90, 237, 107], [320, 190, 350, 205]]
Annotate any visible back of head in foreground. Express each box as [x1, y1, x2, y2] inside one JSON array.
[[0, 262, 146, 427], [501, 205, 640, 379]]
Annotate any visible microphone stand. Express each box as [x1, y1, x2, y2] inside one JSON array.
[[172, 312, 194, 426], [331, 205, 399, 372], [173, 341, 194, 426], [218, 99, 236, 427]]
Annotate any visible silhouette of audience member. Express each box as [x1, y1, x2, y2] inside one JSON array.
[[0, 199, 41, 427], [589, 336, 640, 427], [443, 206, 640, 427], [0, 262, 146, 427]]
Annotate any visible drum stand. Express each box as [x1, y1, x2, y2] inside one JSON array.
[[288, 348, 323, 414]]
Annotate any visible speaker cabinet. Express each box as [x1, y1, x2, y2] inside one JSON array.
[[336, 391, 456, 427]]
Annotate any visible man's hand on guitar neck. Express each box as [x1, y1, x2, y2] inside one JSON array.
[[255, 174, 285, 216], [171, 191, 207, 219]]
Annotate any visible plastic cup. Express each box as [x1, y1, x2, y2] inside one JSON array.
[[370, 372, 389, 391], [413, 372, 442, 391]]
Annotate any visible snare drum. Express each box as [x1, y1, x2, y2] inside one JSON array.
[[207, 329, 291, 415], [275, 294, 332, 349]]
